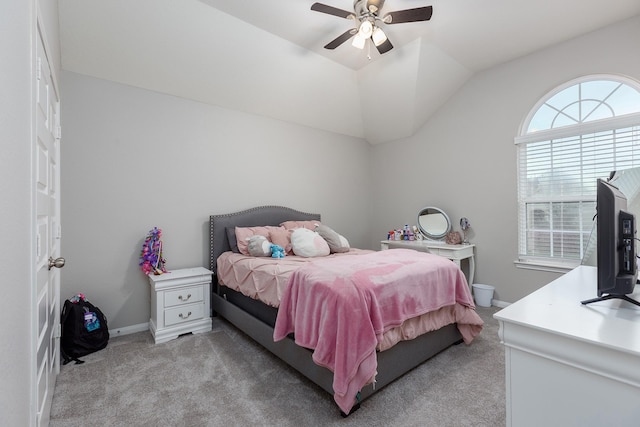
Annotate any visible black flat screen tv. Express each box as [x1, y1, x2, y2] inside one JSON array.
[[582, 178, 640, 306]]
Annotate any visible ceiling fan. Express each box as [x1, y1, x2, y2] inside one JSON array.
[[311, 0, 433, 55]]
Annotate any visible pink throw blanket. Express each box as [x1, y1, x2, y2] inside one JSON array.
[[273, 249, 481, 414]]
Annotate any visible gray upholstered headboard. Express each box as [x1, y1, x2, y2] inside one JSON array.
[[209, 206, 320, 275]]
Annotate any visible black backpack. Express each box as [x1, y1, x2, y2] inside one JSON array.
[[60, 295, 109, 365]]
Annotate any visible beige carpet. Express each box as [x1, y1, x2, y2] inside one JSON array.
[[50, 306, 504, 426]]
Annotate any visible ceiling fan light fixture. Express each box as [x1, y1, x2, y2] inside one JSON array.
[[372, 26, 387, 46], [311, 1, 433, 54], [366, 0, 385, 14], [358, 20, 373, 38], [352, 32, 366, 49]]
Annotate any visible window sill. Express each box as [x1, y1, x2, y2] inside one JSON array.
[[514, 259, 579, 274]]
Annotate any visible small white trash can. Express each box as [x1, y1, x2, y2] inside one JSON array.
[[472, 284, 495, 307]]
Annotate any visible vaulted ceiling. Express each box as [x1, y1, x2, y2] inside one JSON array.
[[58, 0, 640, 144]]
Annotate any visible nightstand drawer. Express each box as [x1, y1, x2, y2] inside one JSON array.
[[149, 267, 213, 344], [164, 286, 204, 308], [165, 303, 205, 326]]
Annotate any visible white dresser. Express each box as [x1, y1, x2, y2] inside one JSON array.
[[494, 266, 640, 426], [380, 240, 475, 285], [148, 267, 213, 344]]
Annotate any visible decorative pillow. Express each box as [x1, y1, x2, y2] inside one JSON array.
[[280, 220, 321, 231], [247, 235, 272, 257], [290, 228, 330, 258], [315, 224, 350, 253], [269, 228, 293, 255], [235, 226, 284, 256], [226, 227, 240, 253]]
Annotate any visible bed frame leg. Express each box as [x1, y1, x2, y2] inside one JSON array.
[[340, 402, 361, 418]]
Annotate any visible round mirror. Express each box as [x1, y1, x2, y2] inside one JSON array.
[[417, 207, 451, 240]]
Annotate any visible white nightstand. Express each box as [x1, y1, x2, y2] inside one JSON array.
[[148, 267, 212, 344], [381, 240, 476, 285]]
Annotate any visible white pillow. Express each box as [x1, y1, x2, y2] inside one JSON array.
[[290, 228, 330, 257]]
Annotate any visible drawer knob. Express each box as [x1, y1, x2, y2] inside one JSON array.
[[179, 311, 192, 319], [178, 294, 192, 302]]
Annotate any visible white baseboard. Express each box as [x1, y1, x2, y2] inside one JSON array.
[[109, 322, 149, 337], [491, 299, 510, 308], [108, 301, 510, 336]]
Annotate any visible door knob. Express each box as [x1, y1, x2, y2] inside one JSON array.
[[48, 256, 66, 270]]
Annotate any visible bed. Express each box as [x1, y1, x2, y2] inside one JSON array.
[[209, 205, 483, 415]]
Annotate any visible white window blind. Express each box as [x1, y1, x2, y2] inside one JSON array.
[[516, 77, 640, 268]]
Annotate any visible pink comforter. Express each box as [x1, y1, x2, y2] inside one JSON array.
[[273, 249, 482, 414]]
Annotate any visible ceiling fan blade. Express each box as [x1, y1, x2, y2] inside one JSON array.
[[383, 6, 433, 24], [324, 29, 357, 50], [375, 38, 394, 54], [311, 2, 355, 19]]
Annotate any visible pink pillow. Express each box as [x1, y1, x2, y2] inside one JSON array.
[[235, 226, 283, 255], [269, 228, 293, 255], [280, 220, 321, 231]]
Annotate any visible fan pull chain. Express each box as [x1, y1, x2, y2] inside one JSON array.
[[367, 39, 372, 60]]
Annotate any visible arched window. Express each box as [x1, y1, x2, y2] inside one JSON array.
[[516, 75, 640, 270]]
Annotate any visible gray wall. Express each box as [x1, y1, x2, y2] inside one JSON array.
[[60, 72, 372, 330], [370, 15, 640, 303], [60, 16, 640, 330]]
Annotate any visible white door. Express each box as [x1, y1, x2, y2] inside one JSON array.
[[34, 23, 62, 427]]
